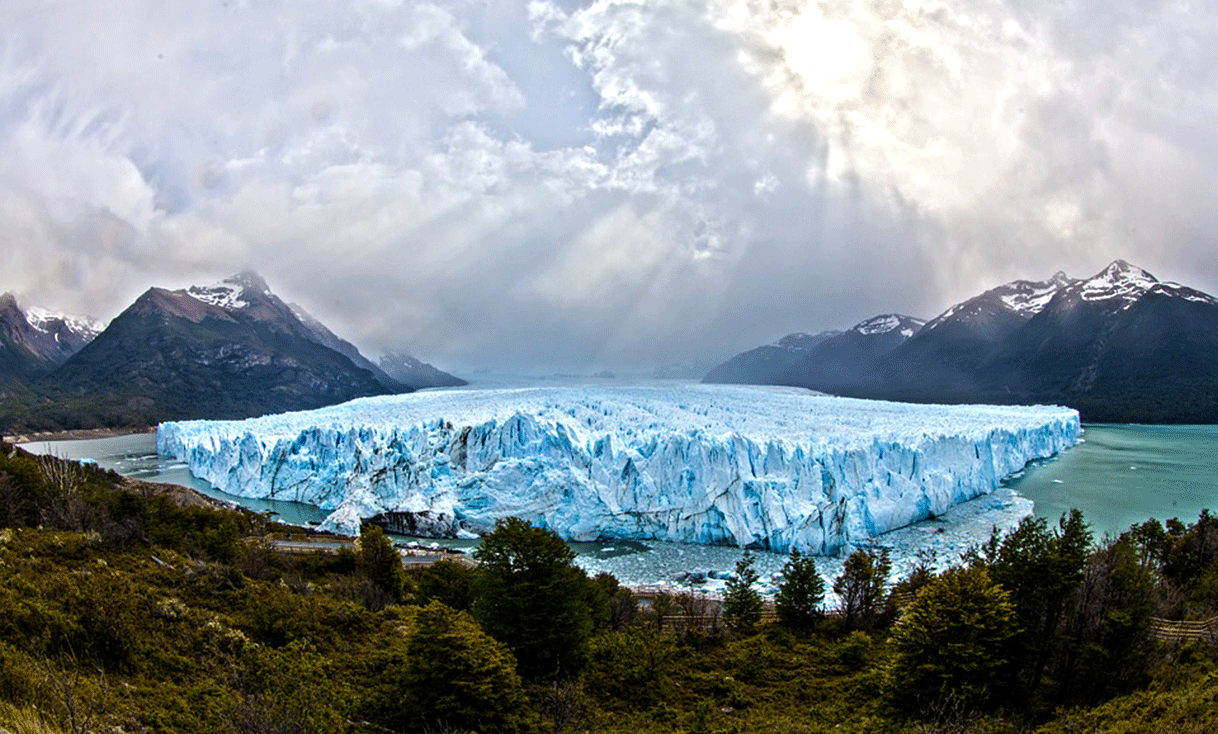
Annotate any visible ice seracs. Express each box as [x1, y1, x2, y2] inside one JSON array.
[[159, 385, 1080, 554]]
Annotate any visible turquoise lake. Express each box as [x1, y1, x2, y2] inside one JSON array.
[[1002, 424, 1217, 538]]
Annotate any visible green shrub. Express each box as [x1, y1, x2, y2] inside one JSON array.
[[585, 628, 675, 710]]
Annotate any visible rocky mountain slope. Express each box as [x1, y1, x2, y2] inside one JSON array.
[[706, 261, 1218, 422], [378, 352, 467, 389], [3, 273, 404, 431]]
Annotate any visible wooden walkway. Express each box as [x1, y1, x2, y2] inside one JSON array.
[[1149, 616, 1218, 643], [262, 532, 478, 567]]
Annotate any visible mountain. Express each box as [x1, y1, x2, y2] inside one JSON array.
[[1, 293, 102, 379], [289, 303, 406, 390], [702, 330, 842, 385], [784, 314, 926, 391], [703, 313, 925, 389], [705, 261, 1218, 423], [29, 272, 400, 429], [977, 261, 1218, 422], [378, 352, 467, 389], [880, 272, 1077, 393]]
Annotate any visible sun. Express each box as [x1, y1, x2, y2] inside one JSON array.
[[775, 9, 870, 105]]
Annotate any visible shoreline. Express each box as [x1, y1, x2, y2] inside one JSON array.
[[5, 425, 155, 445]]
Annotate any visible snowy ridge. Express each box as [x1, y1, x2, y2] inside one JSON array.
[[924, 273, 1075, 334], [158, 386, 1079, 554], [186, 272, 270, 311], [24, 306, 104, 340], [1150, 282, 1218, 306], [997, 272, 1075, 317]]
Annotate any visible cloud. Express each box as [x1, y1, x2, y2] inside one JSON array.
[[1, 1, 1216, 371]]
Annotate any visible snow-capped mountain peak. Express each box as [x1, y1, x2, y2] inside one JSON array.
[[25, 306, 104, 342], [1076, 260, 1160, 308], [187, 271, 270, 310], [850, 314, 925, 337]]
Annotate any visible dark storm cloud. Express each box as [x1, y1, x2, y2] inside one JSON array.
[[2, 0, 1216, 372]]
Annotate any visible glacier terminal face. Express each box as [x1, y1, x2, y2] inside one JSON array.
[[157, 385, 1080, 554]]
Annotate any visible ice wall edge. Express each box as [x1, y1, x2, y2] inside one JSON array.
[[157, 386, 1080, 555]]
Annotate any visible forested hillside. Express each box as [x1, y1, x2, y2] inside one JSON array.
[[0, 440, 1215, 734]]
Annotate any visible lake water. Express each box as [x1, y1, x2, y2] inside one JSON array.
[[1001, 424, 1218, 538], [18, 422, 1217, 591]]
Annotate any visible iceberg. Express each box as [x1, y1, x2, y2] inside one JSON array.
[[157, 385, 1079, 554]]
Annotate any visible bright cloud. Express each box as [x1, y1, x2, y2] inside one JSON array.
[[1, 0, 1216, 372]]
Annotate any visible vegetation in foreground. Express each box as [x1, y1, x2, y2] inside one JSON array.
[[0, 438, 1216, 734]]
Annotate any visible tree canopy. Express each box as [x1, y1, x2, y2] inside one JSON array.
[[473, 517, 594, 680]]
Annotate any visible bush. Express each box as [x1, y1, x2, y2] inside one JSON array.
[[584, 628, 675, 710], [390, 601, 535, 733], [885, 565, 1016, 713]]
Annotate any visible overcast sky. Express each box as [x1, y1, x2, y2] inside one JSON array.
[[3, 1, 1217, 372]]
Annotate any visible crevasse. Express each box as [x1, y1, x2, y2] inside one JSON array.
[[157, 385, 1080, 554]]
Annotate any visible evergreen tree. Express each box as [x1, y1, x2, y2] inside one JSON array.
[[723, 550, 763, 633], [775, 549, 824, 629], [473, 517, 593, 680], [986, 510, 1092, 699], [393, 601, 535, 734], [833, 548, 891, 630], [885, 565, 1016, 714], [358, 523, 407, 606]]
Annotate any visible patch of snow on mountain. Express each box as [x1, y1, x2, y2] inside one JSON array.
[[775, 331, 840, 350], [24, 307, 104, 340], [997, 272, 1076, 317], [1078, 260, 1159, 307], [188, 282, 248, 310], [187, 272, 272, 311], [158, 385, 1080, 554], [855, 315, 901, 335]]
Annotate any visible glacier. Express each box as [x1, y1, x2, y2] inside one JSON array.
[[156, 385, 1080, 554]]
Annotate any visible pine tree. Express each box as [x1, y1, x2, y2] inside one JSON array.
[[473, 517, 593, 680], [833, 548, 891, 630], [775, 549, 824, 629], [723, 550, 763, 633]]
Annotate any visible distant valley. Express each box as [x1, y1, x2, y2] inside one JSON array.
[[705, 260, 1218, 423]]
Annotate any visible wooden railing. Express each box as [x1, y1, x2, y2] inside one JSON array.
[[1149, 616, 1218, 643]]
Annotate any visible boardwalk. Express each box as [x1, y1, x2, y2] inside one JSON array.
[[263, 532, 477, 567], [1149, 616, 1218, 643]]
